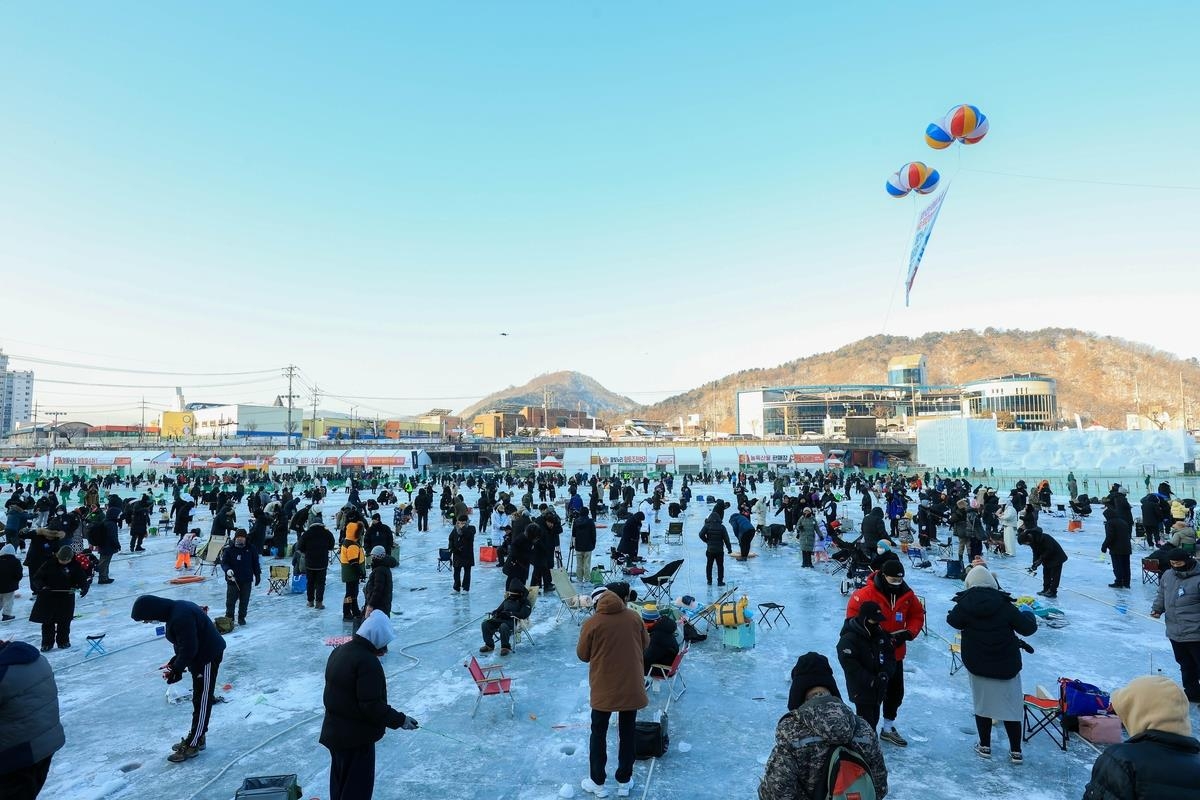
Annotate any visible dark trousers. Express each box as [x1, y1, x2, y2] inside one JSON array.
[[976, 715, 1022, 752], [589, 708, 636, 787], [0, 754, 52, 800], [41, 620, 70, 649], [416, 511, 429, 531], [187, 658, 221, 747], [1111, 554, 1131, 586], [882, 662, 905, 721], [531, 562, 553, 591], [854, 698, 880, 730], [328, 744, 376, 800], [343, 581, 361, 619], [97, 552, 113, 580], [802, 550, 814, 568], [453, 563, 472, 592], [225, 581, 252, 621], [306, 567, 328, 603], [1042, 563, 1063, 596], [705, 551, 725, 584], [737, 532, 754, 559], [968, 538, 984, 561], [482, 617, 513, 648], [1171, 639, 1200, 700]]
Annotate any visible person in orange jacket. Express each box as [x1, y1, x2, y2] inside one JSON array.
[[845, 559, 925, 747]]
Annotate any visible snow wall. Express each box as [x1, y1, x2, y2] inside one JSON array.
[[916, 418, 1196, 472]]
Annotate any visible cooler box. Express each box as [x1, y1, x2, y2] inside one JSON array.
[[720, 621, 755, 649], [479, 546, 498, 563], [235, 774, 302, 800], [290, 574, 306, 594], [1079, 714, 1123, 745]]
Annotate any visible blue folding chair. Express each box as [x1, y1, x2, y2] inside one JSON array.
[[85, 633, 107, 658]]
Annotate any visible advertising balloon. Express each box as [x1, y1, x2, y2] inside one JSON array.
[[886, 161, 940, 197]]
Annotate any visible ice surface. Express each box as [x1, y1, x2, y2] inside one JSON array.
[[14, 480, 1199, 799]]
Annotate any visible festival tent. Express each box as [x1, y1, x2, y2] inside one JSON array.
[[536, 455, 564, 470], [268, 450, 347, 473], [670, 447, 704, 474], [49, 449, 172, 475], [707, 446, 740, 473]]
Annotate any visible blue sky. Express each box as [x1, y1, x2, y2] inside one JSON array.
[[2, 3, 1197, 423]]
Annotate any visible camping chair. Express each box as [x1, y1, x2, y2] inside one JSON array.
[[1142, 556, 1164, 585], [551, 568, 592, 623], [465, 656, 515, 718], [757, 602, 789, 629], [648, 644, 688, 702], [664, 521, 684, 545], [85, 633, 107, 659], [193, 534, 228, 576], [437, 548, 451, 573], [514, 586, 538, 649], [949, 633, 963, 675], [695, 586, 739, 632], [641, 559, 684, 604], [1023, 684, 1068, 751], [906, 546, 932, 569], [266, 565, 291, 596]]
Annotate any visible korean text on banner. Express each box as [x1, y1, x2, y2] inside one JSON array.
[[905, 186, 949, 307]]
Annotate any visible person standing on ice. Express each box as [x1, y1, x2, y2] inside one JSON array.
[[1018, 527, 1067, 600], [577, 586, 649, 798], [320, 609, 417, 800], [220, 529, 260, 626], [130, 595, 226, 763], [1150, 547, 1200, 703], [0, 635, 65, 798]]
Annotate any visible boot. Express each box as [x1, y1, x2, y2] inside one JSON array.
[[172, 736, 206, 752], [167, 745, 200, 763]]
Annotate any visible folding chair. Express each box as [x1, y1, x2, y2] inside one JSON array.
[[906, 547, 932, 569], [695, 586, 738, 632], [1023, 685, 1067, 750], [514, 586, 538, 649], [664, 522, 684, 545], [1142, 557, 1163, 585], [85, 633, 107, 659], [436, 548, 452, 573], [641, 559, 684, 604], [551, 568, 593, 623], [648, 644, 688, 702], [465, 656, 515, 718], [193, 534, 228, 576], [949, 633, 963, 675], [917, 595, 929, 635], [757, 603, 789, 629], [266, 565, 291, 596]]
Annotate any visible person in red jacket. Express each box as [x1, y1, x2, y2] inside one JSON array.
[[845, 559, 924, 747]]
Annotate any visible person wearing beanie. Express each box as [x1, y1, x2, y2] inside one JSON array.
[[837, 601, 893, 730], [481, 582, 532, 657], [641, 603, 679, 676], [363, 512, 394, 559], [1017, 527, 1068, 599], [947, 566, 1038, 762], [869, 540, 900, 573], [447, 514, 475, 593], [220, 529, 260, 627], [845, 558, 924, 746], [298, 514, 336, 610], [760, 652, 888, 800], [363, 545, 398, 618], [0, 543, 22, 622], [130, 595, 226, 762], [321, 609, 418, 800], [29, 546, 88, 652], [1101, 503, 1134, 588], [1083, 675, 1200, 798], [1150, 548, 1200, 703], [577, 578, 649, 798]]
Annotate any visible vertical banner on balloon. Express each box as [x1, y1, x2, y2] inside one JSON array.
[[905, 186, 949, 307]]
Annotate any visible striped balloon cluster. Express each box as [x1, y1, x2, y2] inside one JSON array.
[[886, 161, 940, 198], [925, 104, 989, 149]]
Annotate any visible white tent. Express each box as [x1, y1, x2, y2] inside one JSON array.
[[50, 449, 172, 474], [708, 446, 740, 472]]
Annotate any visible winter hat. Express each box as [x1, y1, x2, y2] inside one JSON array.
[[1111, 675, 1192, 738], [964, 566, 999, 590], [787, 652, 842, 710], [1165, 547, 1194, 567], [640, 603, 661, 624], [1119, 485, 1129, 495], [876, 540, 894, 554], [0, 543, 15, 558], [370, 546, 386, 559], [856, 601, 885, 624], [881, 559, 905, 579], [590, 586, 610, 604], [956, 498, 969, 508], [55, 545, 73, 562], [604, 581, 632, 601], [1158, 482, 1173, 496], [356, 609, 396, 651]]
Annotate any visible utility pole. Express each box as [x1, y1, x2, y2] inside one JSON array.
[[45, 410, 65, 449], [282, 365, 300, 445], [139, 396, 146, 445], [543, 386, 552, 433], [310, 386, 321, 447]]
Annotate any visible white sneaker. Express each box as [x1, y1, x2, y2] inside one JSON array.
[[617, 780, 632, 797], [582, 778, 610, 798]]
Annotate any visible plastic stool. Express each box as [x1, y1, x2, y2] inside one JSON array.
[[757, 603, 789, 629], [85, 633, 107, 658]]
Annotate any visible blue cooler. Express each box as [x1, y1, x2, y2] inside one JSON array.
[[720, 621, 755, 649]]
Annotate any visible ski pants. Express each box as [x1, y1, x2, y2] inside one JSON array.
[[1041, 563, 1063, 595], [589, 708, 636, 787], [186, 658, 221, 748], [1171, 639, 1200, 701], [882, 661, 905, 722], [225, 580, 251, 621], [327, 745, 376, 800], [306, 567, 328, 603], [705, 551, 726, 584]]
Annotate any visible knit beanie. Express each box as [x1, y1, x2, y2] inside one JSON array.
[[370, 546, 386, 559], [1111, 675, 1192, 737], [787, 652, 841, 710], [964, 566, 999, 590], [590, 586, 609, 604], [881, 559, 905, 579]]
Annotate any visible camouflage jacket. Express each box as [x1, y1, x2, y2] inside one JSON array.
[[758, 693, 888, 800]]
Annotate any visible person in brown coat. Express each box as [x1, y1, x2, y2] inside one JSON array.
[[576, 588, 649, 798]]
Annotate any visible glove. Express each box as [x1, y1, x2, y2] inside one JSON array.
[[400, 716, 419, 730], [163, 666, 183, 684], [892, 630, 914, 643]]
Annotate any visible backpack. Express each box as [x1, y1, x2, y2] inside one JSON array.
[[816, 744, 877, 800]]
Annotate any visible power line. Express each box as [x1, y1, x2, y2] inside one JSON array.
[[4, 353, 282, 376], [33, 376, 283, 389], [962, 167, 1200, 192]]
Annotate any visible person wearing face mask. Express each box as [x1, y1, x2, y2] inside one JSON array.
[[1150, 548, 1200, 703], [845, 560, 924, 747], [220, 529, 260, 626], [837, 601, 894, 730]]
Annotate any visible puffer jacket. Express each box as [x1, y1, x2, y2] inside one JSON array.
[[946, 586, 1038, 680], [758, 693, 888, 800], [577, 591, 648, 712], [698, 516, 732, 556], [796, 516, 819, 551], [1151, 562, 1200, 642], [0, 640, 65, 774], [1083, 730, 1200, 799], [130, 596, 226, 673]]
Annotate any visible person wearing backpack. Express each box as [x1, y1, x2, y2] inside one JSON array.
[[759, 652, 888, 800]]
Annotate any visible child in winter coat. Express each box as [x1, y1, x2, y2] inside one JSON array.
[[176, 532, 198, 570], [0, 542, 22, 621], [339, 524, 367, 621], [363, 546, 398, 617]]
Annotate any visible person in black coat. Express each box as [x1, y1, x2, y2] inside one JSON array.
[[220, 530, 261, 625], [299, 515, 336, 609], [836, 601, 893, 730], [617, 512, 644, 561], [23, 529, 66, 591], [96, 496, 123, 584], [1101, 506, 1134, 588], [1009, 481, 1028, 513], [642, 608, 680, 676], [131, 595, 227, 762], [0, 638, 66, 798], [699, 504, 732, 586], [128, 496, 152, 552], [0, 543, 21, 621], [571, 508, 597, 582], [29, 547, 88, 651], [413, 487, 432, 532], [171, 495, 195, 540], [248, 508, 271, 556], [1083, 675, 1200, 799], [1018, 527, 1068, 599], [860, 508, 888, 555], [363, 547, 398, 616], [363, 514, 394, 557], [448, 515, 475, 593], [1140, 490, 1171, 546], [320, 610, 417, 800]]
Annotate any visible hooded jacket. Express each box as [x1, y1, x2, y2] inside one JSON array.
[[845, 573, 925, 660], [0, 640, 65, 774], [571, 515, 597, 553], [1101, 508, 1133, 556], [1021, 528, 1068, 568], [643, 615, 680, 675], [758, 693, 889, 800], [836, 616, 893, 704], [577, 591, 649, 712], [861, 508, 887, 549], [0, 543, 22, 594], [319, 611, 409, 749], [299, 523, 336, 569], [616, 513, 643, 557], [363, 554, 398, 616], [1083, 675, 1200, 800], [1151, 558, 1200, 642], [130, 596, 226, 673], [946, 586, 1038, 680]]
